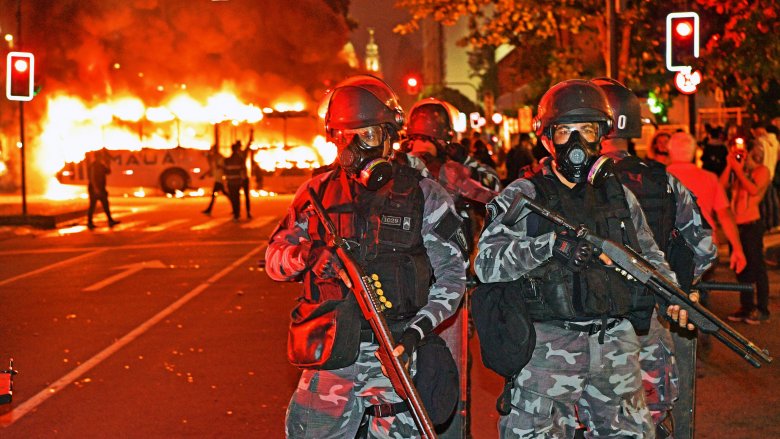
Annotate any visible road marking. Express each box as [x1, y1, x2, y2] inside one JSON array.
[[0, 249, 108, 287], [191, 217, 231, 231], [83, 260, 168, 292], [0, 244, 266, 427], [143, 218, 189, 232], [0, 240, 265, 256], [240, 215, 277, 229]]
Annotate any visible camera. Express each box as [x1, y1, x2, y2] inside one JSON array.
[[731, 137, 746, 161]]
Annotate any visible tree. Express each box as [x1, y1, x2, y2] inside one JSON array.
[[394, 0, 779, 120], [695, 0, 780, 120]]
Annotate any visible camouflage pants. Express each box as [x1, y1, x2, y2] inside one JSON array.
[[285, 341, 419, 439], [639, 310, 679, 424], [499, 319, 654, 439]]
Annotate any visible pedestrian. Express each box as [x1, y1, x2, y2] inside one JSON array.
[[223, 141, 246, 221], [594, 78, 718, 438], [667, 132, 747, 274], [265, 75, 467, 438], [504, 133, 535, 186], [201, 144, 227, 216], [242, 129, 254, 219], [474, 79, 695, 439], [701, 124, 729, 176], [720, 139, 772, 324], [648, 131, 672, 165], [471, 137, 497, 169], [86, 148, 120, 230]]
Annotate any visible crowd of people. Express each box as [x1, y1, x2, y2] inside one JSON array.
[[260, 73, 780, 439]]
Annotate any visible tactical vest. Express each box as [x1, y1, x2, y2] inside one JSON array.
[[303, 165, 432, 322], [223, 153, 245, 181], [613, 156, 676, 253], [518, 174, 655, 325]]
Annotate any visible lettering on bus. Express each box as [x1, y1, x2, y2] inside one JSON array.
[[107, 150, 177, 167]]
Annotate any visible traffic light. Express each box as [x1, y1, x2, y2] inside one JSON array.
[[666, 12, 699, 72], [405, 74, 421, 95], [6, 52, 35, 101]]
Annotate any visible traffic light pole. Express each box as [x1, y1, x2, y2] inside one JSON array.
[[19, 101, 26, 216], [17, 0, 26, 217]]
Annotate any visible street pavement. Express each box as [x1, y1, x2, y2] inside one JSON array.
[[0, 194, 778, 438]]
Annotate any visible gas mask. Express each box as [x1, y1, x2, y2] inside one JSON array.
[[553, 130, 613, 186], [336, 126, 393, 191]]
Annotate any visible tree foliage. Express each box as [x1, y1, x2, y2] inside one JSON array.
[[394, 0, 779, 119]]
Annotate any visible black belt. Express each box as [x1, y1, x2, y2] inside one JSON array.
[[547, 318, 622, 336], [366, 401, 408, 418]]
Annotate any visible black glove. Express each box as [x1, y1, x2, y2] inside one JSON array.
[[396, 318, 433, 365], [552, 231, 597, 272], [308, 247, 342, 279], [397, 328, 422, 365]]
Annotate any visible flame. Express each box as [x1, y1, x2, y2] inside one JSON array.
[[37, 90, 339, 199]]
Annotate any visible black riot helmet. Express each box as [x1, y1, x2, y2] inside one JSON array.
[[591, 77, 642, 139], [407, 98, 460, 143], [321, 75, 405, 190], [533, 79, 614, 140], [324, 75, 405, 134], [533, 80, 615, 186]]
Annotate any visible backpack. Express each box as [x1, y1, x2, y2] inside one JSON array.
[[471, 279, 536, 414]]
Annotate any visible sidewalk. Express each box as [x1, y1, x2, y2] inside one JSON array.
[[0, 194, 87, 229]]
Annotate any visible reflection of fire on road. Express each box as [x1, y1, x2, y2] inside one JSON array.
[[44, 91, 337, 199]]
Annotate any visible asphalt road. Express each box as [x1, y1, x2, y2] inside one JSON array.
[[0, 195, 778, 438]]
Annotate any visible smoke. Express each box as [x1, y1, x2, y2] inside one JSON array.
[[0, 0, 355, 193], [9, 0, 352, 102]]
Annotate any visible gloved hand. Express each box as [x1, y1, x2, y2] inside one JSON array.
[[395, 326, 423, 366], [552, 230, 597, 272], [308, 247, 343, 279]]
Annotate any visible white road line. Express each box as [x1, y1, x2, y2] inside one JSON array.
[[0, 249, 108, 287], [143, 218, 189, 232], [0, 240, 264, 256], [0, 244, 266, 428], [190, 217, 231, 231], [240, 215, 277, 229]]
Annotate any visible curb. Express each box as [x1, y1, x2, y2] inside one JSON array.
[[0, 209, 87, 229]]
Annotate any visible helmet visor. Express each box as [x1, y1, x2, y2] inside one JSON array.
[[331, 125, 385, 149], [552, 122, 600, 144]]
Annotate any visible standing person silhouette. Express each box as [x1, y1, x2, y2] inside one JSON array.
[[202, 144, 226, 216], [87, 148, 120, 230]]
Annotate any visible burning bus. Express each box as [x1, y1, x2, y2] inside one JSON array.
[[44, 93, 337, 196], [56, 147, 210, 194]]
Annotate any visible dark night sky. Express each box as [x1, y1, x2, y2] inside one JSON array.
[[349, 0, 423, 105]]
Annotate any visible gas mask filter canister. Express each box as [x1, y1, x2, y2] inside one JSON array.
[[553, 130, 613, 186]]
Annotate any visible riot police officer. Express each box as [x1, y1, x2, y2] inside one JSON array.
[[594, 77, 718, 438], [474, 79, 695, 439], [265, 75, 467, 438]]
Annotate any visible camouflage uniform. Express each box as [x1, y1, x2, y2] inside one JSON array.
[[606, 150, 718, 425], [397, 149, 499, 437], [474, 158, 679, 439], [266, 168, 467, 439], [464, 155, 502, 192]]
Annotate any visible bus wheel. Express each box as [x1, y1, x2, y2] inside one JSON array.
[[160, 168, 189, 194]]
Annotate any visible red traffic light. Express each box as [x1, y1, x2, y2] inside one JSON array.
[[674, 20, 693, 38], [666, 12, 699, 72], [6, 51, 35, 101], [405, 74, 421, 95]]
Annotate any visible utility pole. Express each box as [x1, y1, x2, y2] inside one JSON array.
[[606, 0, 619, 79]]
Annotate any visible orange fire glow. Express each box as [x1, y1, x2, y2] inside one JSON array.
[[38, 90, 335, 199]]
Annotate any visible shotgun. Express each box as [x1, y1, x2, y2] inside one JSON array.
[[503, 192, 772, 368], [307, 187, 437, 438]]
